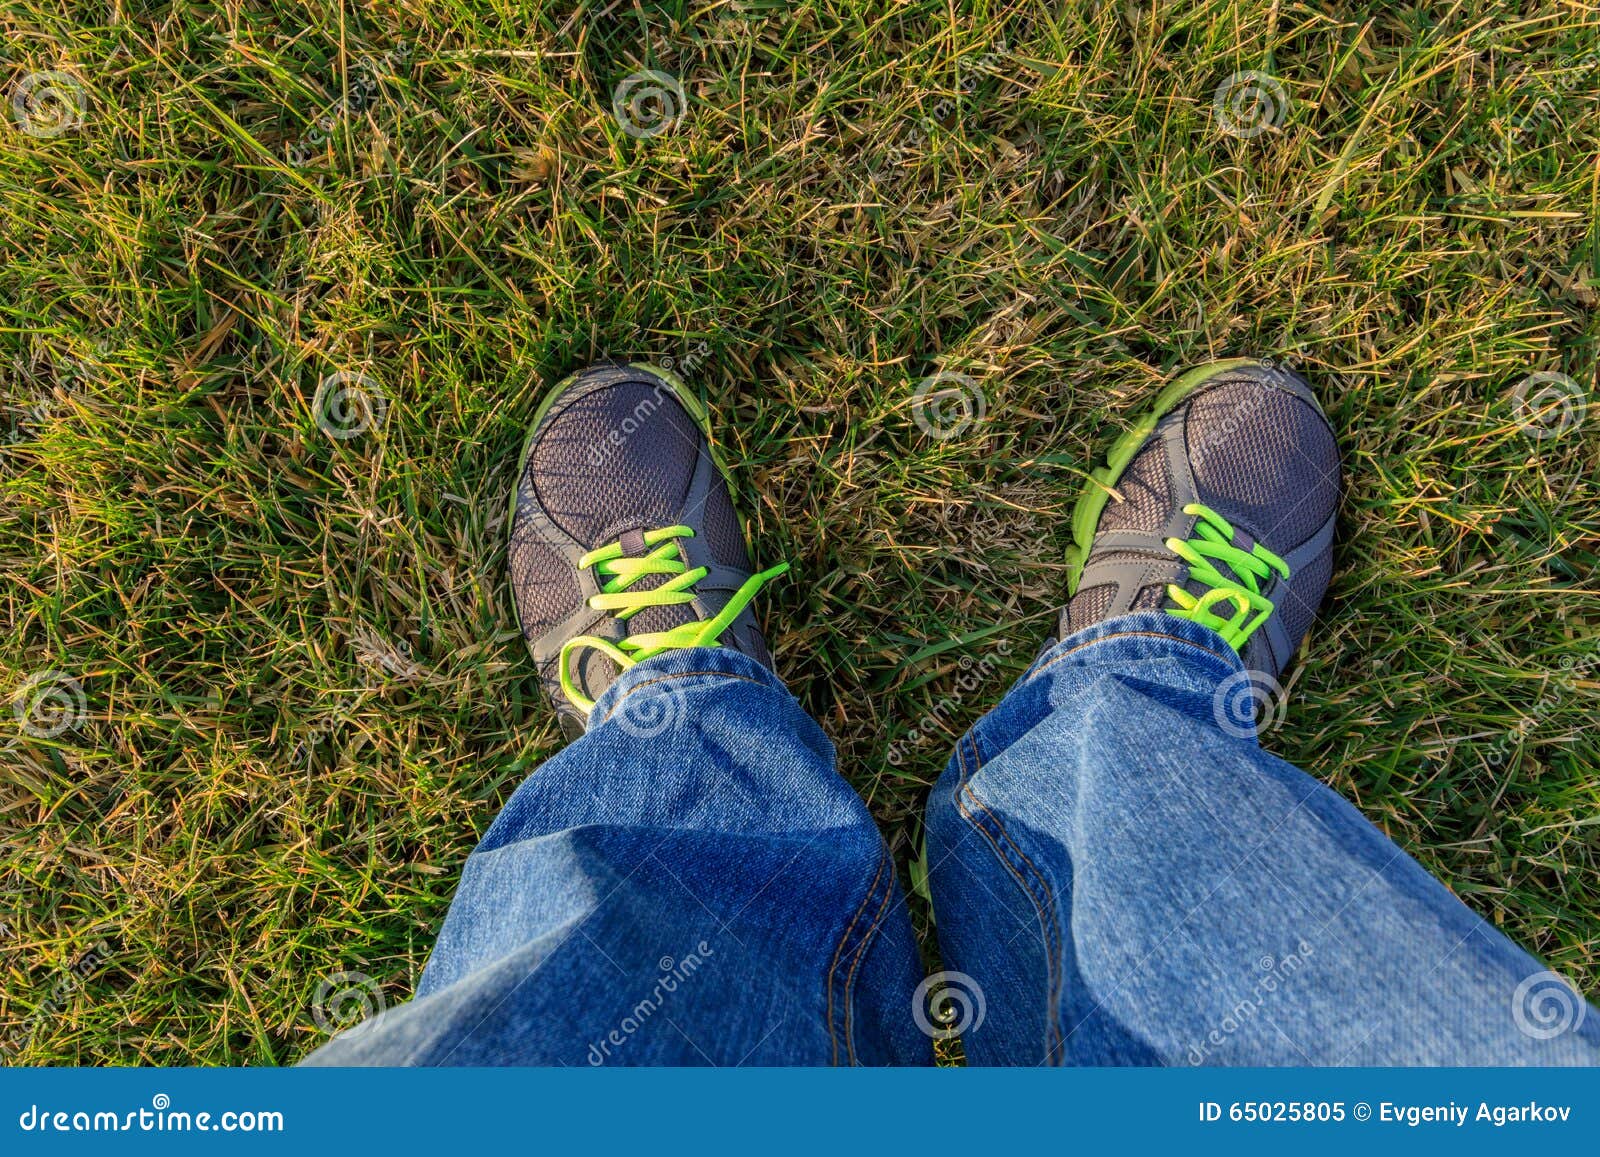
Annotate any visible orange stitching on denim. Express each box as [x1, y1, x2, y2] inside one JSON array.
[[840, 850, 897, 1066], [826, 847, 886, 1067], [832, 851, 883, 1068], [596, 669, 769, 727], [954, 738, 1065, 1063], [960, 779, 1065, 1063], [952, 744, 1049, 1014]]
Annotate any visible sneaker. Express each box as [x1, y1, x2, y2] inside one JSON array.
[[1061, 359, 1341, 679], [508, 361, 788, 739]]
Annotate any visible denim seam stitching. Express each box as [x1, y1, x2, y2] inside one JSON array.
[[840, 851, 898, 1067], [955, 736, 1065, 1064], [596, 669, 771, 726], [826, 847, 887, 1067]]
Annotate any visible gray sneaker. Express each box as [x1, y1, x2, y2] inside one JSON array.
[[1062, 359, 1341, 679], [508, 361, 788, 739]]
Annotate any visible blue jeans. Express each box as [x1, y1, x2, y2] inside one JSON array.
[[306, 613, 1600, 1066]]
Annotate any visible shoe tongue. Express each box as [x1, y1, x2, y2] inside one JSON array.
[[626, 600, 702, 638], [610, 533, 705, 639], [617, 527, 649, 557], [562, 590, 705, 716], [607, 548, 755, 660]]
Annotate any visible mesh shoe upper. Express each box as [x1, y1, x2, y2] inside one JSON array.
[[510, 363, 774, 736], [1064, 362, 1341, 678]]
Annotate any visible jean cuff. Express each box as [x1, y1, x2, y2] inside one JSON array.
[[1020, 611, 1243, 690], [587, 645, 790, 729]]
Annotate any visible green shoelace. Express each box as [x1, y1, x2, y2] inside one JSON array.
[[559, 525, 789, 713], [1163, 503, 1290, 650]]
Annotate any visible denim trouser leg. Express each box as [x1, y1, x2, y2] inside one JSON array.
[[305, 647, 930, 1066], [926, 612, 1600, 1066]]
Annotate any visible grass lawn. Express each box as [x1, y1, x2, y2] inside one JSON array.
[[2, 0, 1598, 1064]]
